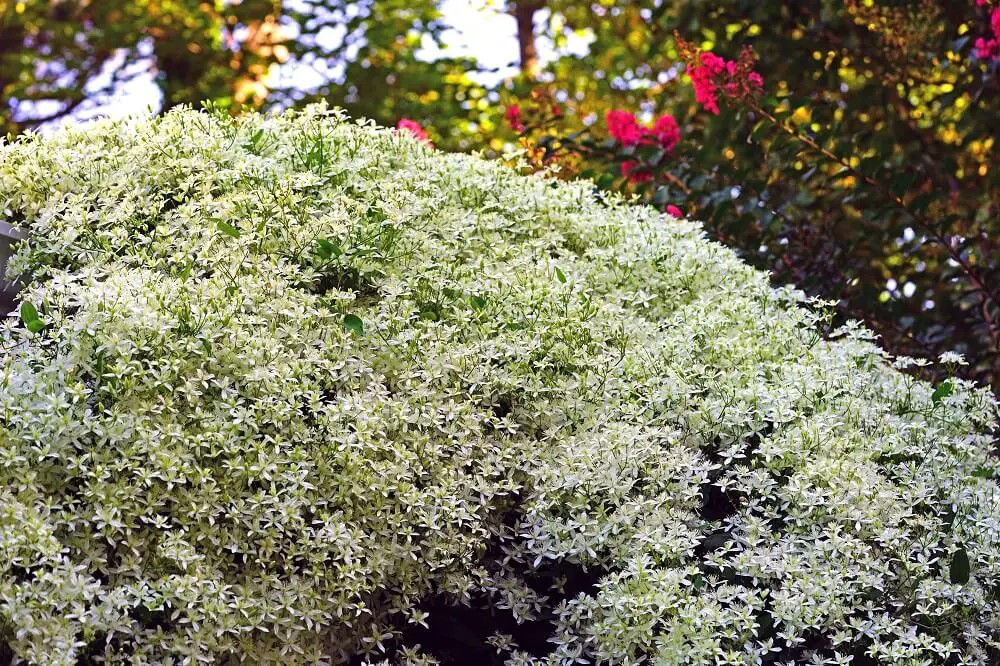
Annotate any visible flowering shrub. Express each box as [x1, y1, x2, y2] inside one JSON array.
[[0, 107, 998, 665], [495, 4, 1000, 396]]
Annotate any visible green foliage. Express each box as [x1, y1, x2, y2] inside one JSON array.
[[499, 0, 1000, 390], [17, 300, 41, 333], [0, 107, 997, 664], [0, 0, 279, 134]]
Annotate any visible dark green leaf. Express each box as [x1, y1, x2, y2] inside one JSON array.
[[316, 238, 341, 260], [470, 295, 487, 311], [216, 220, 241, 238], [932, 379, 954, 405], [652, 186, 670, 207], [20, 301, 43, 333], [949, 547, 970, 584], [890, 173, 917, 198], [342, 314, 364, 336], [909, 193, 935, 215]]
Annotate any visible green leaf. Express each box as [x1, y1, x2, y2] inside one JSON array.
[[971, 466, 995, 480], [216, 220, 242, 238], [652, 186, 670, 207], [643, 147, 666, 166], [470, 295, 487, 311], [932, 379, 954, 405], [909, 193, 935, 215], [342, 313, 364, 336], [555, 266, 567, 283], [316, 238, 341, 260], [20, 301, 43, 333], [949, 547, 970, 584], [890, 173, 917, 198]]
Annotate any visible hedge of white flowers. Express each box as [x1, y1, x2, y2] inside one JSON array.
[[0, 106, 998, 665]]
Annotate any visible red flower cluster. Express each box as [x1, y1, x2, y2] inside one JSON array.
[[605, 110, 681, 184], [665, 204, 684, 218], [605, 110, 680, 150], [620, 160, 653, 183], [396, 118, 433, 146], [606, 110, 643, 145], [505, 104, 525, 133], [503, 94, 562, 134], [687, 49, 764, 115], [651, 114, 681, 151], [975, 5, 1000, 60]]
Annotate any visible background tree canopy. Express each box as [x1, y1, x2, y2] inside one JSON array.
[[2, 0, 999, 387]]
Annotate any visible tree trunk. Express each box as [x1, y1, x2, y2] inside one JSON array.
[[513, 2, 543, 79]]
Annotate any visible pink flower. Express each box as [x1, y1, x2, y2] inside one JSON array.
[[505, 104, 525, 133], [690, 66, 720, 114], [688, 49, 764, 115], [651, 114, 680, 151], [700, 52, 728, 75], [975, 7, 1000, 60], [977, 36, 1000, 59], [665, 204, 683, 218], [606, 110, 644, 146], [620, 160, 652, 183], [396, 118, 433, 146]]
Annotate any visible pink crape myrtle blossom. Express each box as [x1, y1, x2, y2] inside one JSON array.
[[620, 160, 653, 183], [606, 110, 682, 151], [396, 118, 433, 146], [975, 6, 1000, 60], [686, 48, 764, 115], [505, 104, 525, 133], [606, 110, 645, 146]]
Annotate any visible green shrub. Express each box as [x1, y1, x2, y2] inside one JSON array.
[[0, 106, 997, 665]]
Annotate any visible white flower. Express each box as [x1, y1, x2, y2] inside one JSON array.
[[0, 105, 995, 666]]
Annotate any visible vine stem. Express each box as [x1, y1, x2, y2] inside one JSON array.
[[748, 101, 1000, 352]]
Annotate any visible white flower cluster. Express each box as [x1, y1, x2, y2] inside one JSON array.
[[0, 106, 997, 665]]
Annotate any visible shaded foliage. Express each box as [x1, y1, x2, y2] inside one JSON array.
[[500, 0, 1000, 389]]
